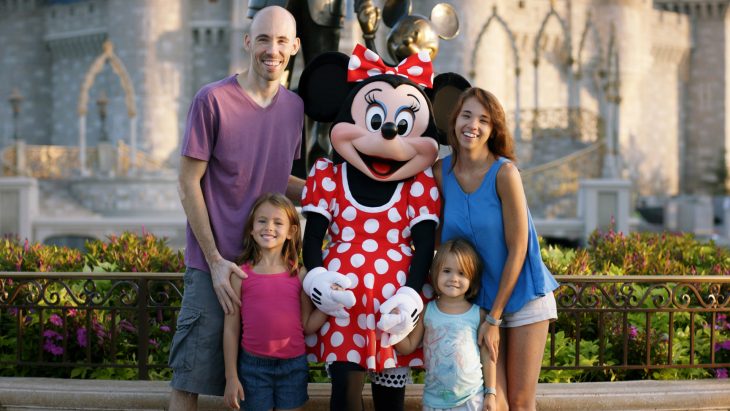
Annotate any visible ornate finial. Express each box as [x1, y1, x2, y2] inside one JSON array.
[[102, 40, 114, 54]]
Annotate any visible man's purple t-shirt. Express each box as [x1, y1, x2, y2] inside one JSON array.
[[180, 75, 303, 272]]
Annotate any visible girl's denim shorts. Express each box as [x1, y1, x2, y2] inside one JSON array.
[[237, 349, 309, 411]]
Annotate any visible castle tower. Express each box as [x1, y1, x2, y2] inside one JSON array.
[[657, 0, 730, 194], [105, 0, 190, 163], [0, 0, 51, 145]]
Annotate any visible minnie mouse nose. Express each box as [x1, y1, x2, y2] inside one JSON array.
[[381, 122, 398, 140]]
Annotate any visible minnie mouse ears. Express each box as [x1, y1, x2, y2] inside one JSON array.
[[297, 46, 471, 143]]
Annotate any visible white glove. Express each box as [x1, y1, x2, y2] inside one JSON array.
[[377, 286, 424, 347], [303, 267, 356, 319]]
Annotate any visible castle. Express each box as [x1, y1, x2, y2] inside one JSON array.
[[0, 0, 728, 243]]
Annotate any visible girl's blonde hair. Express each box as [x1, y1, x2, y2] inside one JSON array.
[[429, 238, 483, 300], [236, 193, 301, 275]]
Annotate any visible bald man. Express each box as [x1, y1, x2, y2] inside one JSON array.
[[169, 6, 305, 410]]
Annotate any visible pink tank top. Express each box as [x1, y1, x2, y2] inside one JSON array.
[[240, 265, 305, 358]]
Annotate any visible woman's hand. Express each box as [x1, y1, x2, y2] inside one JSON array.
[[478, 321, 500, 362], [483, 393, 496, 411], [223, 377, 244, 409]]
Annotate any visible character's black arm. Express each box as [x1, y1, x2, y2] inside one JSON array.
[[405, 220, 437, 292], [303, 212, 329, 270]]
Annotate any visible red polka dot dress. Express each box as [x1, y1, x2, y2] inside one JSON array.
[[302, 158, 441, 372]]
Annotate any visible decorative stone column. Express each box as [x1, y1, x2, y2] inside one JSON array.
[[578, 178, 632, 242]]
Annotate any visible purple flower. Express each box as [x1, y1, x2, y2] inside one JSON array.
[[49, 314, 63, 327], [43, 340, 64, 356], [76, 328, 88, 348], [159, 325, 171, 333], [149, 338, 159, 348], [43, 329, 63, 341], [628, 325, 638, 340], [119, 319, 137, 333], [8, 308, 18, 316], [716, 368, 728, 379]]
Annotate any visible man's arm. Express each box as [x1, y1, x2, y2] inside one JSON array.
[[286, 175, 305, 205], [178, 156, 245, 314]]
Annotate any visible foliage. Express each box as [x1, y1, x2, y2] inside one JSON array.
[[542, 229, 730, 276]]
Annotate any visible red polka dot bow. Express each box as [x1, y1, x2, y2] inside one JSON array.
[[347, 44, 434, 88]]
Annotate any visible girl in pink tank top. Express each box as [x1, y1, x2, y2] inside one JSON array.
[[222, 193, 330, 411]]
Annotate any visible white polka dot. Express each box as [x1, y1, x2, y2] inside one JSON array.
[[366, 314, 376, 330], [328, 258, 341, 272], [424, 168, 433, 177], [419, 206, 430, 216], [322, 177, 336, 191], [351, 253, 365, 267], [402, 226, 411, 239], [367, 356, 376, 369], [384, 358, 396, 368], [367, 68, 382, 77], [418, 50, 431, 62], [348, 55, 362, 70], [353, 334, 366, 347], [305, 334, 317, 347], [410, 182, 424, 197], [335, 316, 351, 327], [388, 208, 402, 222], [331, 331, 344, 347], [407, 206, 415, 218], [375, 259, 389, 274], [323, 249, 330, 259], [364, 48, 380, 62], [406, 65, 423, 76], [364, 273, 375, 289], [422, 283, 435, 299], [320, 322, 330, 336], [342, 206, 357, 221], [307, 353, 319, 362], [396, 270, 407, 286], [357, 314, 367, 330], [373, 298, 381, 312], [401, 245, 412, 256], [346, 273, 359, 289], [364, 219, 380, 233], [362, 239, 378, 252], [342, 227, 355, 241], [409, 358, 424, 367], [382, 283, 396, 299], [302, 186, 308, 199], [387, 249, 402, 261], [347, 350, 362, 363], [318, 198, 328, 209], [308, 166, 316, 177], [430, 187, 439, 201], [331, 222, 340, 235], [333, 202, 340, 217], [387, 229, 400, 244], [321, 345, 325, 357], [362, 293, 368, 307], [326, 353, 338, 362], [337, 243, 351, 253]]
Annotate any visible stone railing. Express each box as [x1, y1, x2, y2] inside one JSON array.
[[1, 141, 168, 179]]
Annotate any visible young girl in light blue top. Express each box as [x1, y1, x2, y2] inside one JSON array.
[[396, 239, 496, 411], [434, 87, 559, 411]]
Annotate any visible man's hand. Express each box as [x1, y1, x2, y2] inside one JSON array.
[[377, 287, 423, 347], [303, 267, 356, 318], [210, 257, 247, 315]]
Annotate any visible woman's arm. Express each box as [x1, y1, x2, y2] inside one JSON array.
[[433, 159, 444, 246], [394, 314, 425, 355], [478, 162, 529, 357], [223, 276, 244, 409]]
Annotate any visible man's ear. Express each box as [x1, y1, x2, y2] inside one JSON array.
[[243, 33, 251, 52], [291, 37, 301, 56], [297, 52, 352, 123]]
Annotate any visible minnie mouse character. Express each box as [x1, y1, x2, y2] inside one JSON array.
[[299, 44, 469, 410]]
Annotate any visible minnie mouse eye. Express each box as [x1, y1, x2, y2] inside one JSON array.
[[366, 105, 385, 132], [395, 110, 414, 136]]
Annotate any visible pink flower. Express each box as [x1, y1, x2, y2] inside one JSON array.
[[119, 319, 137, 333], [715, 368, 728, 379], [160, 325, 171, 333], [43, 340, 64, 356], [43, 329, 63, 341], [628, 326, 638, 340], [49, 314, 63, 327]]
